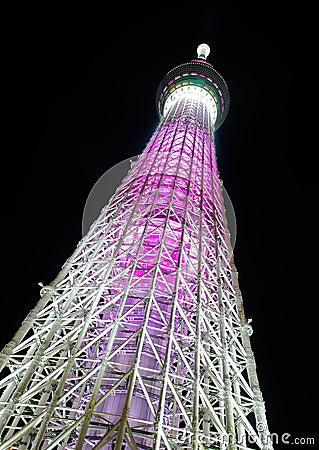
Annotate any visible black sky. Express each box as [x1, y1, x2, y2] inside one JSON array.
[[7, 2, 318, 447]]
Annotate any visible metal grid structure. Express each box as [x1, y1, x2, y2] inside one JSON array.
[[0, 44, 272, 449]]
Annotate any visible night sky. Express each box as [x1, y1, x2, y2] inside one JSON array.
[[7, 2, 318, 447]]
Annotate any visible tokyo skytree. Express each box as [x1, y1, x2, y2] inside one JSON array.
[[0, 43, 272, 449]]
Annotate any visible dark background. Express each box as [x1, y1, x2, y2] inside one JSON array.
[[6, 2, 318, 448]]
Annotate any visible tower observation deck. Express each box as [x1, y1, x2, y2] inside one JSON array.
[[0, 44, 272, 449]]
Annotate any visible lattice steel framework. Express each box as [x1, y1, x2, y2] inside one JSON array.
[[0, 44, 272, 449]]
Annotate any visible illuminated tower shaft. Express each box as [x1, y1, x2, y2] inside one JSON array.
[[0, 45, 272, 449]]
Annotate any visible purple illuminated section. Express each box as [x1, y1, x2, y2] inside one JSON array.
[[192, 59, 212, 65], [76, 89, 230, 448]]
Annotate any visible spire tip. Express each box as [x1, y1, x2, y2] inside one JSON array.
[[197, 43, 210, 60]]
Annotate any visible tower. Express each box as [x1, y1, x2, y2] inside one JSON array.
[[0, 44, 272, 449]]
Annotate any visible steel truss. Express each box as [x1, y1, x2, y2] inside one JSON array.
[[0, 80, 272, 449]]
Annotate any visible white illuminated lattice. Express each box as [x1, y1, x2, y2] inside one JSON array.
[[163, 85, 218, 125]]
